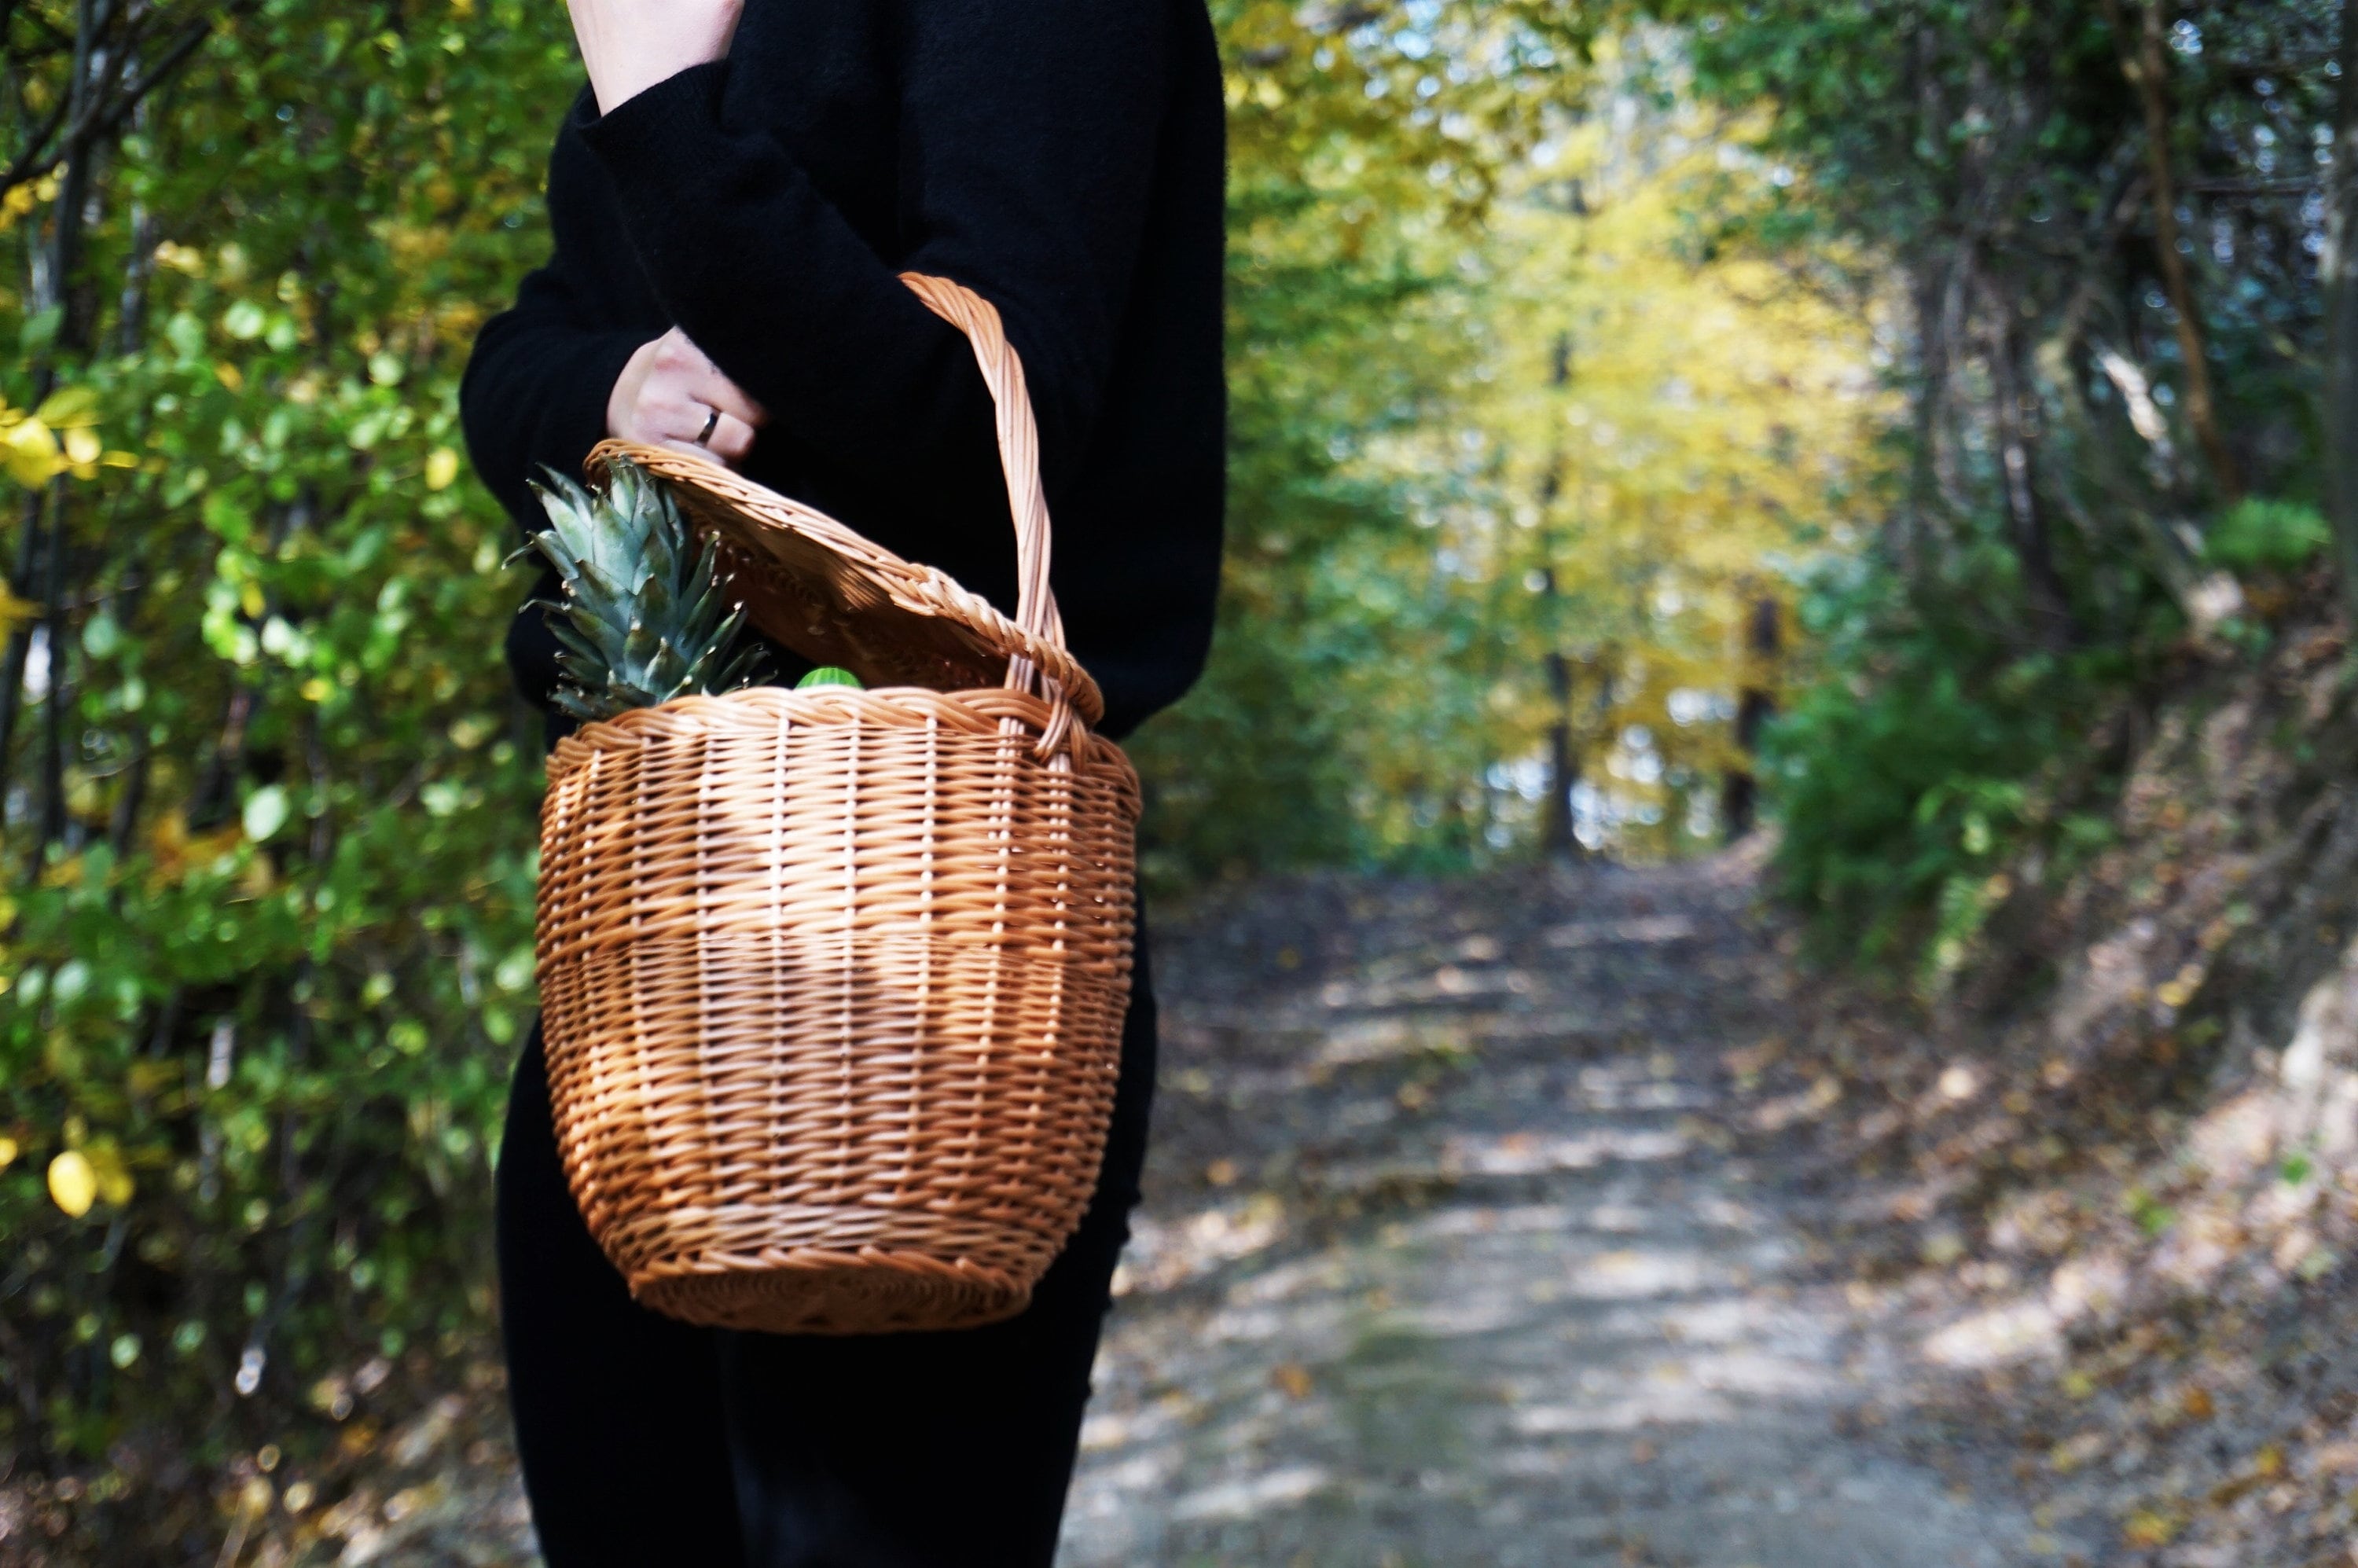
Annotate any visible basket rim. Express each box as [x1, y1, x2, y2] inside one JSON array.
[[544, 682, 1138, 794], [592, 441, 1111, 729]]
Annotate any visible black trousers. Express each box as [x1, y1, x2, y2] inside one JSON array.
[[494, 952, 1156, 1568]]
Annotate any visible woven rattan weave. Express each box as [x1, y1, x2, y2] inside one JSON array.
[[536, 275, 1140, 1334]]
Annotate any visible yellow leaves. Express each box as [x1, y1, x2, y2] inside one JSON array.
[[1383, 85, 1893, 854], [48, 1151, 96, 1217], [2155, 962, 2206, 1010], [2122, 1508, 2179, 1548], [424, 446, 460, 490], [215, 362, 245, 393], [153, 239, 206, 275], [0, 386, 136, 487], [45, 1144, 130, 1217], [3, 415, 59, 486], [145, 809, 244, 887], [0, 171, 59, 233], [0, 1135, 16, 1172], [35, 385, 98, 430]]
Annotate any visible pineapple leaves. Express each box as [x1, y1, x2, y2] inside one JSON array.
[[520, 458, 770, 721]]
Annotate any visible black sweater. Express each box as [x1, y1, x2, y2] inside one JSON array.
[[461, 0, 1226, 740]]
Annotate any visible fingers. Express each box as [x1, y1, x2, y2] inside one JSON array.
[[704, 412, 757, 464], [658, 329, 767, 428], [687, 361, 766, 431], [669, 412, 755, 465], [609, 329, 768, 469]]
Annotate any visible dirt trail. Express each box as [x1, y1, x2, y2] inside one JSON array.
[[304, 856, 2092, 1566], [1057, 855, 2084, 1568]]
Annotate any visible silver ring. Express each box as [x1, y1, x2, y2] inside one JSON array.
[[693, 406, 721, 447]]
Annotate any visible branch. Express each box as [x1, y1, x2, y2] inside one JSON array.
[[0, 2, 237, 198], [2179, 177, 2322, 197], [0, 93, 73, 196]]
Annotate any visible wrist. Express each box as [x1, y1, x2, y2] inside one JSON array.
[[592, 57, 702, 116], [578, 4, 742, 116]]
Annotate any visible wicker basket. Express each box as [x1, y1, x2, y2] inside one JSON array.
[[534, 274, 1140, 1335]]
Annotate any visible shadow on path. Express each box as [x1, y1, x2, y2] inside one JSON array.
[[1060, 854, 2084, 1568]]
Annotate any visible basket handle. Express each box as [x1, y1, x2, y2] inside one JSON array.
[[897, 273, 1078, 754]]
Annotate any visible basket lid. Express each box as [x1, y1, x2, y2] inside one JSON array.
[[584, 276, 1105, 729]]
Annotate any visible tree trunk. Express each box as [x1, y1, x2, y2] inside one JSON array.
[[29, 477, 70, 870], [1536, 333, 1583, 861], [2103, 0, 2242, 503], [2327, 0, 2358, 626], [1721, 593, 1781, 841], [0, 488, 47, 796], [8, 0, 103, 839], [1541, 644, 1578, 857], [1992, 311, 2079, 650]]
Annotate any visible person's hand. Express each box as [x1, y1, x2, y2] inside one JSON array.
[[608, 329, 766, 467], [564, 0, 743, 114]]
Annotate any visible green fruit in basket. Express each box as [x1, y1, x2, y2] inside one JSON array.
[[795, 666, 865, 691], [520, 457, 769, 722]]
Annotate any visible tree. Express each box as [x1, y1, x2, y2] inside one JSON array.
[[1, 5, 576, 1551], [2328, 0, 2358, 623], [1655, 0, 2339, 965]]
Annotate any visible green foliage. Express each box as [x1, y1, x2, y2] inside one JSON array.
[[0, 0, 578, 1550], [0, 1, 1604, 1547], [1662, 0, 2338, 970], [1765, 549, 2125, 978], [524, 458, 766, 722], [2205, 498, 2330, 576], [1130, 0, 1589, 887]]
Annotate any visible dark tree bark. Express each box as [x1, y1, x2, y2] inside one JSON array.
[[1536, 329, 1585, 861], [0, 2, 251, 818], [1992, 311, 2080, 650], [1541, 641, 1578, 857], [0, 487, 47, 803], [2327, 0, 2358, 625], [2101, 0, 2242, 502], [1721, 593, 1782, 841]]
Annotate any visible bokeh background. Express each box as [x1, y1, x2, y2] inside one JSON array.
[[0, 0, 2338, 1558]]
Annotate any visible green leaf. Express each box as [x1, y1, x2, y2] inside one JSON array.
[[20, 306, 62, 357]]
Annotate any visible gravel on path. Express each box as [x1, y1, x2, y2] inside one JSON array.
[[1060, 854, 2087, 1568], [273, 855, 2088, 1567]]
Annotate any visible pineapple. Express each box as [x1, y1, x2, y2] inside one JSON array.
[[520, 457, 769, 722]]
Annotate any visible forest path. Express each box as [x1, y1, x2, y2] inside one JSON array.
[[334, 856, 2088, 1567], [1056, 854, 2081, 1568]]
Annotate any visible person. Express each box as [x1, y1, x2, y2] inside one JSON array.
[[457, 1, 1225, 1562]]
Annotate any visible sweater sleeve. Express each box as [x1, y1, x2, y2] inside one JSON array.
[[575, 0, 1171, 516], [460, 95, 654, 533]]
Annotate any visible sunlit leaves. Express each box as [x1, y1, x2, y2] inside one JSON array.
[[1410, 69, 1891, 855], [0, 387, 135, 487], [1135, 2, 1589, 884], [47, 1150, 96, 1217], [0, 0, 572, 1532]]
